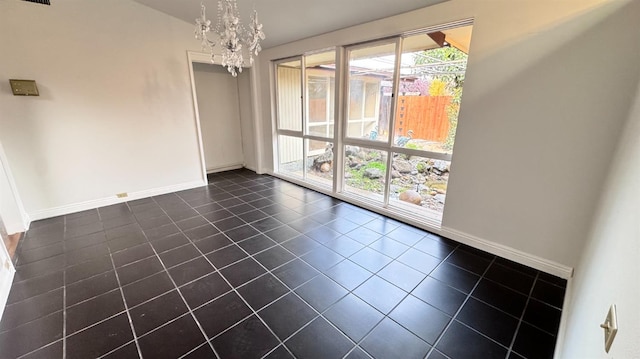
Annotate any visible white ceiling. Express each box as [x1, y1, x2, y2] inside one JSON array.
[[132, 0, 447, 49]]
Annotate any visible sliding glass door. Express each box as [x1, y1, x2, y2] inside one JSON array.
[[341, 39, 399, 205]]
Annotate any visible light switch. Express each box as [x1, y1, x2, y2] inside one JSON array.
[[600, 304, 618, 353]]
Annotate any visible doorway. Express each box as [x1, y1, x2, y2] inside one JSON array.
[[191, 62, 249, 174]]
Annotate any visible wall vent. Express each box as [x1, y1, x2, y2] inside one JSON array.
[[22, 0, 51, 5]]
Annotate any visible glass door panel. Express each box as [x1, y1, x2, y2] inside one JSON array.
[[278, 135, 303, 179], [305, 51, 336, 138], [392, 29, 471, 155], [343, 146, 388, 204], [305, 139, 334, 188], [346, 42, 397, 143], [388, 153, 450, 223], [276, 59, 303, 132]]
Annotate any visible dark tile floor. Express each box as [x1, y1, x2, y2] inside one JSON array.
[[0, 169, 567, 359]]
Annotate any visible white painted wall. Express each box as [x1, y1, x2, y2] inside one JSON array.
[[255, 0, 639, 271], [237, 70, 257, 171], [192, 63, 244, 172], [0, 0, 206, 219], [557, 72, 640, 359]]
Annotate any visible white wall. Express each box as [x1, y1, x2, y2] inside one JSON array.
[[0, 0, 206, 219], [237, 70, 257, 171], [193, 63, 244, 172], [557, 72, 640, 358], [255, 0, 639, 271]]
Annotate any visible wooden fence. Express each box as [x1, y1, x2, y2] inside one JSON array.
[[395, 95, 451, 142]]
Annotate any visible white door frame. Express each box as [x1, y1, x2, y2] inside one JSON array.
[[0, 142, 29, 234]]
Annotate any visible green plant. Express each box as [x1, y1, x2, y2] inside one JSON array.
[[416, 161, 426, 173], [364, 161, 386, 171], [365, 151, 382, 161], [405, 142, 420, 150], [344, 161, 387, 193], [426, 181, 447, 192]]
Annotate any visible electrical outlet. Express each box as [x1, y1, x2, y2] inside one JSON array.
[[116, 193, 128, 198], [600, 304, 618, 353]]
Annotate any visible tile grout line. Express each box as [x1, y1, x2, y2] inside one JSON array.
[[340, 244, 464, 359], [166, 189, 299, 358], [106, 245, 144, 358], [178, 178, 368, 356], [506, 271, 541, 358], [424, 255, 497, 358], [62, 215, 68, 359], [145, 198, 223, 359]]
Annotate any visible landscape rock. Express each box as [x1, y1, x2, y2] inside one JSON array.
[[433, 160, 449, 173], [399, 190, 422, 205], [320, 163, 331, 172], [434, 194, 446, 204], [345, 146, 360, 157], [364, 168, 382, 179], [391, 170, 401, 179], [393, 159, 413, 173]]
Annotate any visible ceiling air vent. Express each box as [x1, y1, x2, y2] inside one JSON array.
[[22, 0, 50, 5]]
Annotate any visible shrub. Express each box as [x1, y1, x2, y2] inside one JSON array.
[[405, 142, 420, 150]]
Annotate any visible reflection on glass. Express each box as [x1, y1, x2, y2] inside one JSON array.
[[388, 153, 450, 222], [306, 51, 336, 138], [276, 60, 302, 131], [392, 29, 471, 155], [343, 146, 388, 203], [346, 42, 396, 143], [278, 135, 303, 178], [305, 139, 333, 188]]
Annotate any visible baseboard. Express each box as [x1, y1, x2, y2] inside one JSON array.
[[441, 226, 574, 279], [28, 180, 207, 221], [206, 164, 244, 174], [243, 164, 257, 172]]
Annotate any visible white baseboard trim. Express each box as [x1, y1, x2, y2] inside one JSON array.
[[28, 180, 207, 221], [441, 227, 574, 279], [243, 164, 257, 172], [206, 164, 244, 174]]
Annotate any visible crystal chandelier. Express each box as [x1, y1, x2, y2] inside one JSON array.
[[195, 0, 265, 77]]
